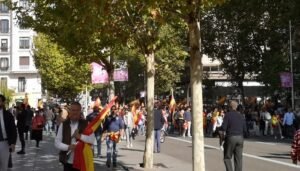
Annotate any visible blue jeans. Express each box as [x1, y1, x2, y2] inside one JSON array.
[[106, 137, 117, 164], [138, 124, 145, 135], [125, 127, 133, 146], [154, 129, 161, 152], [94, 132, 102, 157], [45, 120, 52, 133]]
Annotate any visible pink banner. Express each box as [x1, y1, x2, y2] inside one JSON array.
[[280, 72, 293, 88], [91, 62, 109, 84], [91, 62, 129, 84], [114, 68, 128, 82]]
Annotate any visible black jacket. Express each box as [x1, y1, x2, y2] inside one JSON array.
[[3, 110, 17, 145], [17, 110, 27, 129], [154, 109, 164, 130]]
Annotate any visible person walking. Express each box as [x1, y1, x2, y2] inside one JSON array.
[[24, 105, 33, 140], [102, 105, 124, 168], [283, 108, 295, 139], [220, 101, 247, 171], [137, 110, 145, 136], [153, 105, 165, 153], [55, 102, 95, 171], [123, 107, 134, 148], [45, 107, 55, 135], [31, 109, 45, 147], [16, 103, 27, 154], [0, 95, 17, 171], [183, 107, 192, 137], [260, 108, 272, 136], [214, 110, 224, 146], [86, 106, 103, 158], [272, 111, 284, 140], [56, 105, 68, 134]]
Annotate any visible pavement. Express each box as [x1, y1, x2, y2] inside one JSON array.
[[8, 131, 296, 171], [8, 132, 191, 171]]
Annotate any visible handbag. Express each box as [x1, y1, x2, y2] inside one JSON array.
[[59, 151, 67, 164]]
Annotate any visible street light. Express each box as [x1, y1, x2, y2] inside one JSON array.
[[289, 20, 295, 110]]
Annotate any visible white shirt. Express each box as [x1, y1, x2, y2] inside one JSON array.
[[124, 112, 134, 128], [55, 121, 95, 164], [0, 109, 7, 139], [213, 116, 223, 132]]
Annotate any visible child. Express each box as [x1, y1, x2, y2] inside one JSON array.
[[272, 111, 283, 140]]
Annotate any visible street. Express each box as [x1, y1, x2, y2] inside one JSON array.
[[8, 132, 300, 171]]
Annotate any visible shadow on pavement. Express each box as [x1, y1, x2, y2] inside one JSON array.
[[119, 148, 144, 152]]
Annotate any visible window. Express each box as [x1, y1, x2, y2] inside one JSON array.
[[0, 58, 8, 70], [18, 77, 26, 92], [0, 2, 8, 13], [19, 22, 28, 30], [203, 66, 210, 71], [19, 0, 29, 8], [0, 77, 7, 89], [19, 37, 30, 49], [19, 56, 29, 69], [0, 19, 9, 33], [1, 39, 7, 52], [210, 66, 219, 71]]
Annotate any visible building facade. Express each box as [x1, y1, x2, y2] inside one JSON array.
[[0, 1, 42, 108]]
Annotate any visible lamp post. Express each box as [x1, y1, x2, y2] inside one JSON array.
[[289, 20, 295, 110], [85, 81, 88, 117]]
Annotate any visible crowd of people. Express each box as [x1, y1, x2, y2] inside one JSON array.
[[202, 103, 300, 141], [2, 94, 300, 171]]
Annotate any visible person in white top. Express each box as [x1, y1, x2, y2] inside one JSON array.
[[123, 108, 134, 148], [260, 108, 272, 136], [55, 102, 95, 171]]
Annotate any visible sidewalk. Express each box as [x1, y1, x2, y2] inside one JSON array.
[[9, 133, 191, 171]]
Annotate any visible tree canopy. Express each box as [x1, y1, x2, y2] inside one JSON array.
[[201, 0, 291, 97], [33, 33, 91, 99]]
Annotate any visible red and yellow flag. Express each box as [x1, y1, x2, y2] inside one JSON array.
[[169, 94, 176, 126], [73, 96, 117, 171], [130, 99, 140, 126], [169, 96, 176, 114]]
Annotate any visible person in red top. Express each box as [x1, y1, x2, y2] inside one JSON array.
[[31, 109, 45, 147]]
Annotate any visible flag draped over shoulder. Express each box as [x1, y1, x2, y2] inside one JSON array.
[[130, 99, 140, 126], [73, 96, 118, 171], [169, 94, 176, 126], [169, 96, 176, 114]]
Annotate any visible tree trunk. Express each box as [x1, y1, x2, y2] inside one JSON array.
[[108, 71, 115, 101], [143, 52, 155, 168], [108, 55, 115, 101], [143, 51, 155, 169], [188, 10, 205, 171]]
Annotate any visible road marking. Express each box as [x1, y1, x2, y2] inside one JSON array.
[[254, 141, 276, 146], [167, 136, 300, 169]]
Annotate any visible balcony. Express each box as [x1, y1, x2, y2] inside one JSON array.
[[0, 47, 9, 54]]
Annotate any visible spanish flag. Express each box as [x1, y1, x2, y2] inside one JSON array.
[[130, 99, 140, 126], [169, 95, 176, 126], [73, 96, 117, 171], [169, 95, 176, 114]]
